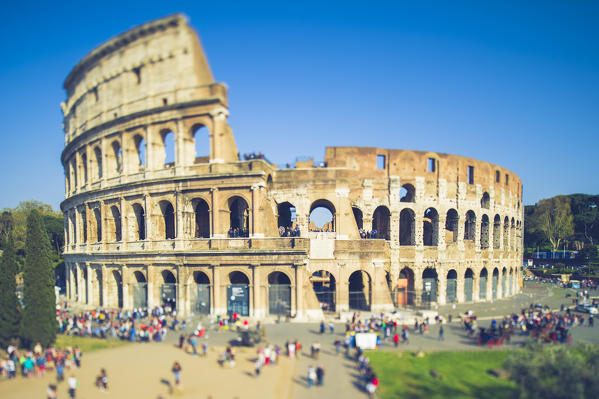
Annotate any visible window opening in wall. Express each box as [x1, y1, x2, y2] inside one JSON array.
[[399, 208, 415, 245], [496, 170, 500, 183], [162, 98, 168, 106], [194, 199, 210, 238], [94, 208, 102, 242], [133, 204, 146, 240], [481, 192, 490, 209], [133, 67, 142, 84], [376, 155, 386, 170], [372, 206, 391, 240], [81, 153, 88, 184], [92, 87, 99, 102], [192, 125, 209, 163], [309, 200, 335, 232], [400, 184, 415, 202], [162, 131, 175, 167], [445, 209, 459, 243], [352, 207, 363, 230], [94, 147, 102, 179], [427, 158, 436, 172], [81, 211, 87, 243], [423, 207, 438, 246], [464, 210, 476, 241], [467, 166, 474, 184], [228, 197, 250, 237], [134, 135, 146, 168], [505, 174, 509, 185], [110, 206, 121, 242], [480, 214, 490, 249], [277, 202, 298, 236], [112, 141, 122, 173], [160, 201, 176, 239]]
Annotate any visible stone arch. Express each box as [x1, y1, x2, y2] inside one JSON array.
[[132, 203, 146, 240], [479, 268, 488, 300], [192, 270, 211, 314], [227, 270, 250, 316], [480, 214, 490, 249], [111, 140, 122, 174], [131, 270, 148, 308], [192, 124, 210, 163], [133, 134, 146, 169], [229, 270, 250, 285], [93, 207, 102, 242], [510, 218, 516, 250], [161, 129, 176, 167], [501, 266, 507, 298], [348, 270, 371, 311], [493, 214, 501, 249], [400, 184, 415, 202], [311, 270, 336, 312], [446, 269, 458, 303], [111, 270, 123, 308], [267, 271, 292, 316], [277, 201, 296, 231], [372, 206, 391, 240], [423, 207, 439, 246], [464, 268, 474, 302], [398, 267, 415, 306], [445, 209, 459, 243], [80, 152, 88, 185], [160, 270, 177, 310], [399, 208, 415, 245], [464, 210, 476, 241], [422, 268, 438, 303], [228, 196, 250, 236], [352, 207, 363, 230], [158, 200, 176, 239], [193, 198, 210, 238], [109, 205, 122, 242], [93, 146, 102, 180], [508, 268, 513, 296], [309, 199, 336, 232], [481, 192, 490, 209], [492, 268, 499, 300], [503, 216, 510, 249]]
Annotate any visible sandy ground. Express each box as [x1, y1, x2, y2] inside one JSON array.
[[0, 343, 296, 399]]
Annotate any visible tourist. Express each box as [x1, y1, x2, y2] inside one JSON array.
[[316, 364, 325, 386], [307, 365, 316, 388], [320, 321, 326, 334], [295, 340, 302, 359], [393, 332, 399, 347], [171, 361, 182, 387], [46, 384, 57, 399], [67, 374, 78, 399], [96, 368, 108, 391], [439, 325, 444, 341]]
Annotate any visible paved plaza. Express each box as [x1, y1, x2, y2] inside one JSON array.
[[2, 282, 598, 399]]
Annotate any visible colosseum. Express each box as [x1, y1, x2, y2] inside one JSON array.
[[60, 14, 524, 319]]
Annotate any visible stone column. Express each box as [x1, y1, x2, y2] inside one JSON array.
[[122, 267, 131, 310], [437, 271, 446, 305], [336, 264, 349, 313], [85, 264, 92, 305], [210, 188, 222, 237], [486, 270, 493, 301], [415, 211, 424, 248], [65, 264, 71, 300], [371, 264, 394, 312], [456, 272, 465, 303], [413, 269, 423, 306], [212, 265, 224, 315], [147, 268, 155, 309], [294, 263, 304, 319], [472, 273, 480, 302], [437, 213, 446, 250]]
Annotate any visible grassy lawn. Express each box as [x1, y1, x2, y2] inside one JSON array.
[[367, 350, 517, 399], [55, 335, 130, 353]]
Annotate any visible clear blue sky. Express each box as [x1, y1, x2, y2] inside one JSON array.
[[1, 1, 597, 211]]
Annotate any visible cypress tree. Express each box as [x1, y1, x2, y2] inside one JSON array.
[[0, 232, 21, 347], [20, 209, 57, 348]]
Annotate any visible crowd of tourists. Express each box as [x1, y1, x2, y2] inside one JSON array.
[[0, 343, 81, 383], [358, 229, 383, 239], [227, 228, 249, 238], [278, 225, 301, 237]]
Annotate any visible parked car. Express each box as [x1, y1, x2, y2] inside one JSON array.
[[574, 304, 598, 314]]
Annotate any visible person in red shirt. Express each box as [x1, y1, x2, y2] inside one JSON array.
[[393, 333, 399, 347]]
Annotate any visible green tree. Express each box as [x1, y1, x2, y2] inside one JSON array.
[[529, 196, 574, 256], [505, 342, 599, 399], [0, 233, 21, 347], [20, 209, 57, 348], [0, 211, 14, 245], [570, 194, 599, 245]]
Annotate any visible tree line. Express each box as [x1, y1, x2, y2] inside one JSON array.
[[524, 194, 598, 261]]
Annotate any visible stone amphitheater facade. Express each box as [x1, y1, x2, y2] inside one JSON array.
[[61, 14, 524, 319]]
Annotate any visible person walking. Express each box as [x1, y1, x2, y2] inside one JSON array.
[[589, 314, 594, 327], [171, 361, 182, 388], [46, 384, 57, 399], [67, 375, 78, 399], [439, 325, 444, 341], [307, 365, 316, 388], [393, 333, 400, 347], [316, 364, 325, 386]]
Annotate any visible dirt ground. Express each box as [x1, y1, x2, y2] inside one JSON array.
[[0, 343, 296, 399]]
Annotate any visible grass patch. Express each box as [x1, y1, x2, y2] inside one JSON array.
[[54, 335, 130, 353], [367, 350, 517, 399]]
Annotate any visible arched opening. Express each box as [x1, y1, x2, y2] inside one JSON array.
[[268, 272, 291, 316], [134, 135, 146, 169], [445, 209, 459, 243], [464, 210, 476, 241], [352, 207, 363, 231], [400, 184, 415, 202], [480, 214, 490, 249], [80, 210, 87, 243], [492, 268, 499, 300], [111, 141, 122, 174], [192, 271, 211, 314], [423, 207, 439, 246], [397, 267, 415, 306], [422, 268, 438, 304], [111, 270, 123, 308], [372, 206, 391, 240], [70, 159, 77, 190], [109, 206, 121, 242], [311, 270, 336, 312], [95, 269, 103, 307], [70, 213, 77, 244], [501, 267, 507, 298], [227, 271, 250, 316], [132, 271, 147, 308], [481, 192, 490, 209], [479, 268, 488, 300], [464, 269, 474, 302], [510, 218, 516, 251], [309, 199, 336, 232], [508, 268, 513, 296], [277, 202, 298, 236], [132, 203, 145, 240], [228, 196, 249, 237], [160, 270, 177, 310], [192, 124, 210, 164], [194, 199, 210, 238], [399, 208, 415, 245], [93, 208, 102, 242], [162, 130, 175, 167], [503, 217, 509, 250], [159, 201, 175, 239], [493, 215, 501, 249], [82, 267, 88, 304], [94, 147, 102, 180], [446, 269, 457, 303], [81, 153, 88, 184], [348, 271, 371, 311]]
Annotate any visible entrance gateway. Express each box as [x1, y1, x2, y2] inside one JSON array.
[[227, 285, 249, 316]]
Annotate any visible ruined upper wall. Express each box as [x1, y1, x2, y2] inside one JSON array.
[[61, 14, 221, 145]]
